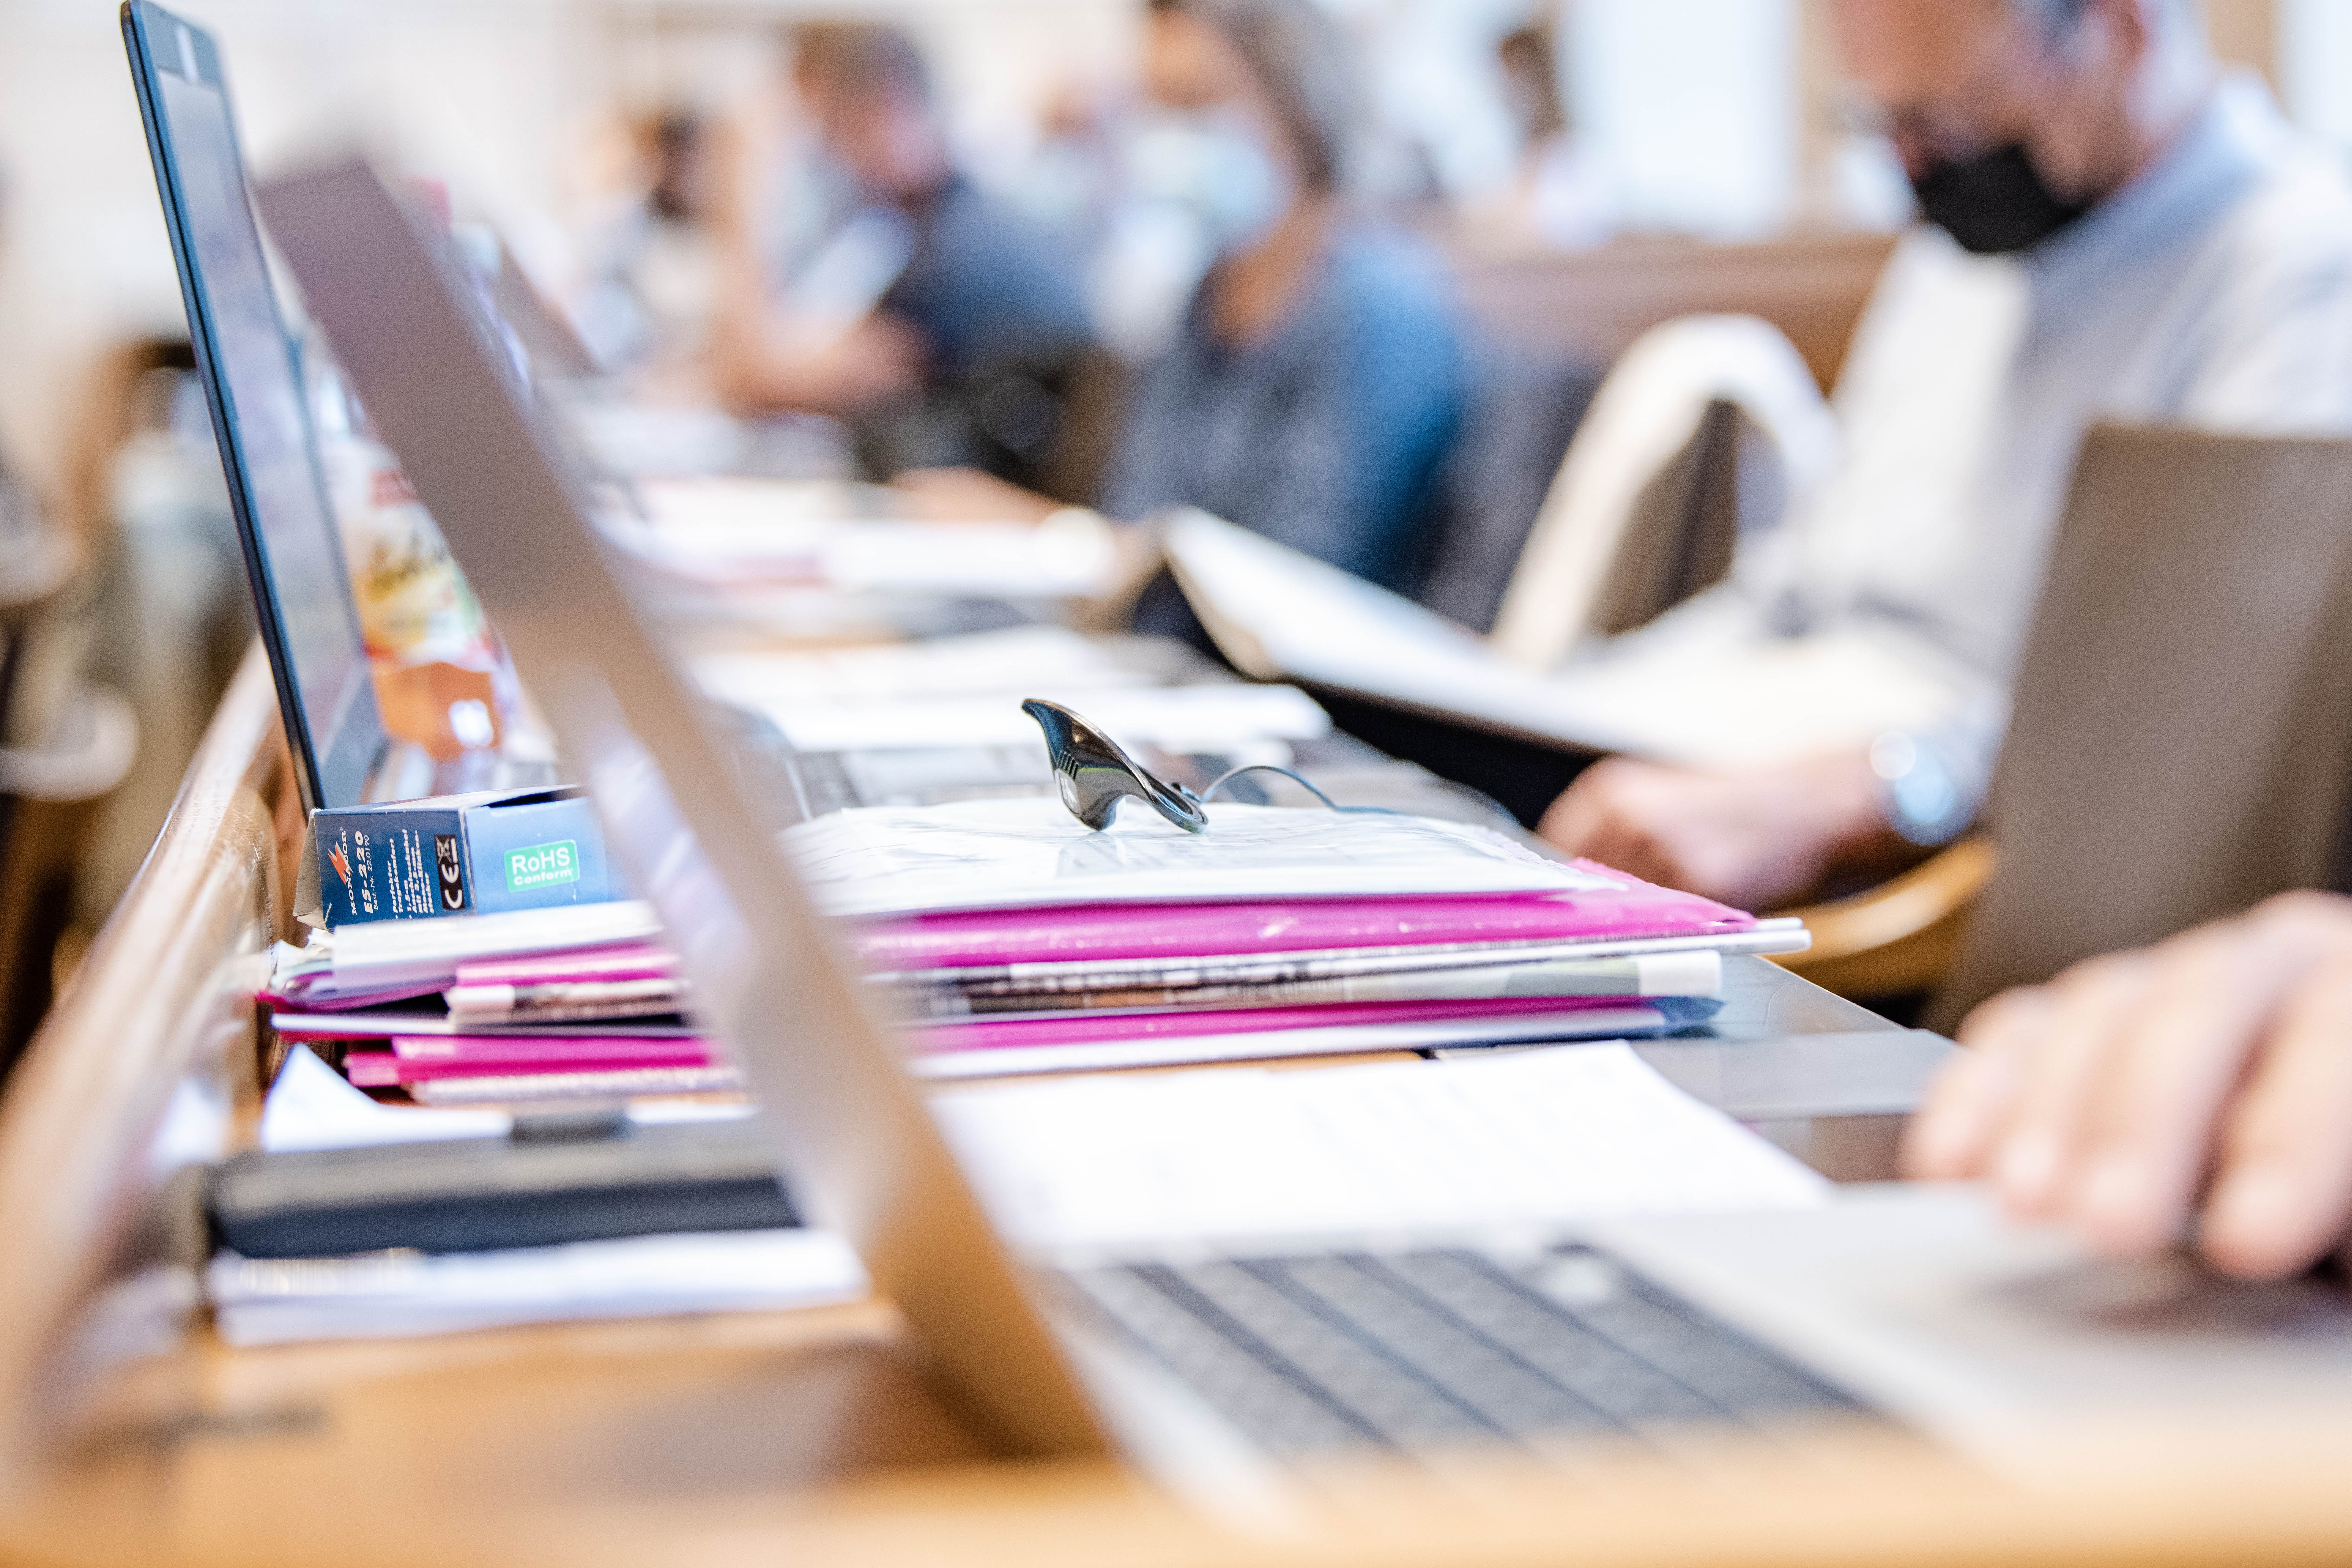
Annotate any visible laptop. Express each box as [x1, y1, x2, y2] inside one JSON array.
[[125, 0, 589, 812], [259, 159, 2352, 1488], [123, 1, 394, 813]]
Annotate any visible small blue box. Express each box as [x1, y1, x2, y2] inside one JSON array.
[[315, 788, 623, 926]]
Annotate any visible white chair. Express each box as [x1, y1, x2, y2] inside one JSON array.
[[1488, 314, 1838, 671]]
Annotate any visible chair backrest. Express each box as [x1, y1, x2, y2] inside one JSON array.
[[1930, 425, 2352, 1028], [1441, 231, 1892, 393], [1487, 313, 1837, 669], [1579, 398, 1741, 638], [1406, 348, 1599, 632]]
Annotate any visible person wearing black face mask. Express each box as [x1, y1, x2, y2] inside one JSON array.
[[1536, 0, 2352, 917], [1908, 143, 2092, 256], [1862, 0, 2171, 258]]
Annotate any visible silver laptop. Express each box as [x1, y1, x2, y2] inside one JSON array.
[[259, 159, 2352, 1490]]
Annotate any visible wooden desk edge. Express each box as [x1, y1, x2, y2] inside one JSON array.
[[0, 645, 296, 1487]]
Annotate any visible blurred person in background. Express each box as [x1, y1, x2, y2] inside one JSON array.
[[1536, 0, 2352, 910], [573, 111, 723, 374], [712, 22, 1095, 485], [899, 0, 1466, 646], [0, 160, 86, 696], [1463, 20, 1617, 251]]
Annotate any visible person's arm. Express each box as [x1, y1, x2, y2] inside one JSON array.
[[1537, 644, 2004, 909], [699, 108, 927, 416], [1537, 747, 1892, 910], [889, 465, 1065, 523], [1903, 890, 2352, 1281]]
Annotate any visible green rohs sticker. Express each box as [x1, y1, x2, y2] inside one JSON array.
[[506, 839, 580, 892]]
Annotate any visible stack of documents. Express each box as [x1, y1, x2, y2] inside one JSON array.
[[602, 477, 1120, 601], [210, 1049, 865, 1345], [790, 796, 1809, 1077], [262, 797, 1808, 1103], [260, 904, 735, 1107], [689, 625, 1326, 780]]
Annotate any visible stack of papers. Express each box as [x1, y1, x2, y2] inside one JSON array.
[[210, 1049, 863, 1346], [602, 478, 1119, 600], [785, 796, 1808, 1077], [261, 792, 1809, 1100], [262, 906, 736, 1107], [210, 1228, 864, 1346], [689, 625, 1325, 760]]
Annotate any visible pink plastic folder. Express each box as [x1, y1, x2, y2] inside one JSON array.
[[858, 869, 1752, 973], [907, 994, 1661, 1054], [255, 981, 444, 1012], [348, 1035, 719, 1086]]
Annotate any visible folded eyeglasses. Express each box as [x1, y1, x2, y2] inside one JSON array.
[[1022, 698, 1389, 834]]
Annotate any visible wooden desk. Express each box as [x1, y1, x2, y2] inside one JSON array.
[[9, 647, 2352, 1566], [1443, 231, 1896, 391]]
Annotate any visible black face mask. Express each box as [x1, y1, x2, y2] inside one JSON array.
[[1910, 143, 2092, 255]]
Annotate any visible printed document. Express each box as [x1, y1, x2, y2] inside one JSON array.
[[783, 796, 1620, 917], [931, 1042, 1830, 1250]]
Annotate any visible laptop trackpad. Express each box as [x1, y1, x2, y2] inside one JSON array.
[[1595, 1184, 2352, 1468]]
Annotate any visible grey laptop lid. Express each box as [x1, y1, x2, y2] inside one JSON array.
[[256, 159, 1111, 1461]]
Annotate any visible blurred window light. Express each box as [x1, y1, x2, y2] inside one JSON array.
[[1566, 0, 1799, 241], [2280, 0, 2352, 157]]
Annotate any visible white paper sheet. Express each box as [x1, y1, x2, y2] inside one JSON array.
[[690, 626, 1150, 711], [820, 517, 1116, 598], [631, 475, 869, 536], [258, 1044, 754, 1152], [607, 483, 1115, 597], [1166, 509, 1960, 767], [315, 902, 664, 996], [238, 1050, 827, 1344], [208, 1228, 867, 1346], [746, 682, 1330, 755], [784, 796, 1619, 917], [260, 1046, 513, 1151], [909, 1004, 1670, 1079], [931, 1042, 1830, 1250]]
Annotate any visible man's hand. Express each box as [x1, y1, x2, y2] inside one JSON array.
[[1537, 748, 1886, 911], [1903, 891, 2352, 1281]]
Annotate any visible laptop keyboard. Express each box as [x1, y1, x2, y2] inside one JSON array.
[[1062, 1246, 1872, 1459]]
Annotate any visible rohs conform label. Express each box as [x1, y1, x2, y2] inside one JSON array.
[[505, 840, 580, 892]]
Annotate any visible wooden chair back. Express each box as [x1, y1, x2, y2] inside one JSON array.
[[1440, 231, 1893, 394]]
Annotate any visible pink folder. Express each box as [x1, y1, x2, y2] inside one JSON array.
[[857, 869, 1751, 972], [347, 1035, 719, 1086], [908, 994, 1659, 1054]]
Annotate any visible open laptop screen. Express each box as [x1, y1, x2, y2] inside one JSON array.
[[124, 1, 383, 812]]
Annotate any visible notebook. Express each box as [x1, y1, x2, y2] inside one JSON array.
[[1163, 507, 1964, 769]]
